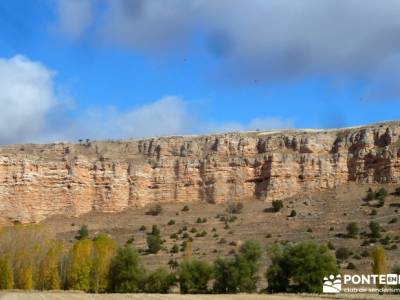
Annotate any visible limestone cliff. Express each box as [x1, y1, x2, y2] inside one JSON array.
[[0, 121, 400, 223]]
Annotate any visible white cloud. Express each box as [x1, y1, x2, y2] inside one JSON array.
[[0, 55, 57, 144], [55, 0, 400, 98], [72, 96, 195, 140], [0, 54, 292, 144]]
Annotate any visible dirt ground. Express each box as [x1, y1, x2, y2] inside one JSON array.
[[0, 292, 396, 300]]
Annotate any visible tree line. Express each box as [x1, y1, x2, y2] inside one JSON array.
[[0, 224, 396, 293]]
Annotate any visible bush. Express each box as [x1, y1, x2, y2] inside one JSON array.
[[335, 247, 351, 261], [346, 222, 359, 238], [171, 244, 179, 254], [226, 202, 243, 214], [272, 200, 284, 212], [182, 205, 190, 212], [139, 225, 146, 231], [167, 220, 175, 226], [395, 187, 400, 196], [375, 188, 388, 201], [108, 246, 145, 293], [213, 240, 262, 293], [170, 233, 178, 239], [327, 241, 335, 250], [361, 250, 370, 257], [347, 262, 356, 270], [369, 221, 382, 238], [289, 210, 297, 217], [179, 260, 213, 294], [76, 224, 89, 240], [366, 188, 375, 201], [146, 204, 162, 216], [370, 209, 377, 216], [266, 241, 338, 293], [147, 225, 162, 254], [143, 268, 176, 293]]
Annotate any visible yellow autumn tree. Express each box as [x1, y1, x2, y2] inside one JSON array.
[[0, 255, 14, 289], [67, 238, 93, 291], [90, 234, 117, 292], [372, 245, 387, 288], [37, 240, 64, 290]]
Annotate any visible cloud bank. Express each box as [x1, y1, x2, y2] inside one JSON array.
[[0, 55, 291, 144], [56, 0, 400, 99], [0, 55, 57, 144]]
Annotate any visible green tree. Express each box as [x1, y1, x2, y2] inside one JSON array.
[[147, 225, 162, 254], [108, 246, 146, 293], [266, 241, 339, 293], [0, 255, 14, 289], [90, 234, 117, 293], [143, 268, 176, 293], [179, 259, 213, 294], [66, 238, 93, 291], [346, 222, 359, 238], [213, 240, 262, 293]]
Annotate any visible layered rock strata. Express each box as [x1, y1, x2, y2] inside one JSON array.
[[0, 121, 399, 222]]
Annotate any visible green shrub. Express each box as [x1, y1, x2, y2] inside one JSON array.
[[335, 247, 351, 261], [327, 241, 335, 250], [147, 225, 162, 254], [369, 221, 382, 238], [146, 204, 162, 216], [289, 210, 297, 217], [346, 222, 359, 238], [347, 262, 356, 270], [171, 244, 179, 254], [272, 200, 283, 212], [375, 188, 388, 201], [167, 220, 175, 226], [226, 202, 244, 214], [76, 224, 89, 240], [139, 225, 146, 231], [395, 187, 400, 196], [182, 205, 190, 212]]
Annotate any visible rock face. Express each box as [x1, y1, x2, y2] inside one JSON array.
[[0, 121, 400, 223]]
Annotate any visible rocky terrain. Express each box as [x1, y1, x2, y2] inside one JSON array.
[[0, 121, 400, 223]]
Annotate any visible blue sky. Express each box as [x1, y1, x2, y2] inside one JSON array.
[[1, 0, 400, 144]]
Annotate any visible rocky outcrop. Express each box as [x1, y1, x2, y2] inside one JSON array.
[[0, 121, 400, 223]]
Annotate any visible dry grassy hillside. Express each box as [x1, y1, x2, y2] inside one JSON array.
[[39, 182, 400, 286]]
